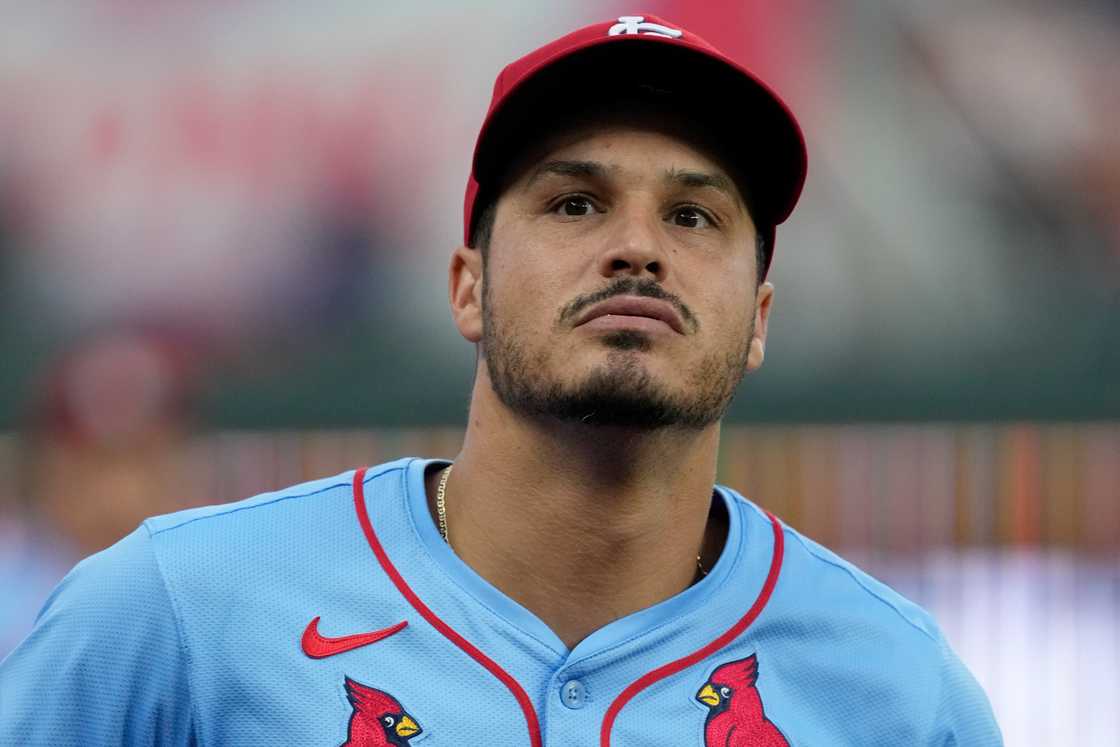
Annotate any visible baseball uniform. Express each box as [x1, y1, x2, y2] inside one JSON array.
[[0, 459, 1001, 745]]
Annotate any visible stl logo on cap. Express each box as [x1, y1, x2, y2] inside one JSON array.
[[607, 15, 683, 39]]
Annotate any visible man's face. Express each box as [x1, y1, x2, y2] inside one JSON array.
[[477, 121, 772, 429]]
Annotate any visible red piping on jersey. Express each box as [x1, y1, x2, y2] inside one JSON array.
[[352, 468, 544, 747], [600, 510, 785, 747]]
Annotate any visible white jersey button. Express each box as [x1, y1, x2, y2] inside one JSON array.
[[560, 679, 587, 710]]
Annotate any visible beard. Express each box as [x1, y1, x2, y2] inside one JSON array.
[[480, 277, 753, 430]]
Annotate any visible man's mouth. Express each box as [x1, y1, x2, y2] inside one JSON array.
[[575, 295, 686, 334]]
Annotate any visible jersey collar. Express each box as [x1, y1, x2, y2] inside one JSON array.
[[402, 457, 755, 661]]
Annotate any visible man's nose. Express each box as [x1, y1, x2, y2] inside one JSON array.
[[596, 208, 669, 282]]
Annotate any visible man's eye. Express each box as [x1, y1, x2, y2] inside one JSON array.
[[670, 206, 712, 229], [554, 196, 596, 217]]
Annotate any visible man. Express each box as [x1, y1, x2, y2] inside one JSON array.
[[0, 14, 1001, 745]]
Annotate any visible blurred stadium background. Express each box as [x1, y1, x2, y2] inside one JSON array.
[[1, 2, 1117, 744]]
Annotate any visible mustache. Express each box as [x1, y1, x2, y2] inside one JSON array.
[[559, 277, 697, 332]]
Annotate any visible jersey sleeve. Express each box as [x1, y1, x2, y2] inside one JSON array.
[[930, 633, 1003, 746], [0, 525, 195, 746]]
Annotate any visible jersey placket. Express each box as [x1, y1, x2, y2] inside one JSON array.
[[359, 459, 780, 745]]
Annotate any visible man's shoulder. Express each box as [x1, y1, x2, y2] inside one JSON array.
[[128, 458, 416, 601], [142, 458, 412, 540], [722, 492, 940, 645], [71, 458, 417, 635], [731, 501, 1002, 741], [0, 462, 422, 745], [141, 468, 356, 537], [773, 517, 941, 643]]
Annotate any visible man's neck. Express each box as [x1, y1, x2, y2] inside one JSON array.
[[427, 382, 727, 650]]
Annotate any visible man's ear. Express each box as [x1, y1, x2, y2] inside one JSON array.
[[449, 245, 484, 343], [746, 281, 774, 373]]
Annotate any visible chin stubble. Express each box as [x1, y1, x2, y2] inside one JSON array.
[[481, 278, 752, 429]]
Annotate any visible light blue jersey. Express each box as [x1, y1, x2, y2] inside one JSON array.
[[0, 458, 1001, 745]]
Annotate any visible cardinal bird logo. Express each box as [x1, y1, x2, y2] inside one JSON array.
[[696, 655, 788, 747], [340, 677, 423, 746]]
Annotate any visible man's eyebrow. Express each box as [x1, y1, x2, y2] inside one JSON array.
[[665, 169, 743, 207], [525, 160, 608, 188]]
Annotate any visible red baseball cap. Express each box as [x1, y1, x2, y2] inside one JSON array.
[[462, 13, 808, 274]]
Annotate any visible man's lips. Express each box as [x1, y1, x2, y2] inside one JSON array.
[[574, 295, 686, 334]]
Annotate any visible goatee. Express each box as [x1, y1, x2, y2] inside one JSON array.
[[481, 278, 751, 430]]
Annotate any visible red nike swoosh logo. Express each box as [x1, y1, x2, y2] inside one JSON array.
[[301, 616, 408, 659]]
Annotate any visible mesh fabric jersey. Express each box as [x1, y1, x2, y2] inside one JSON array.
[[0, 458, 1001, 745]]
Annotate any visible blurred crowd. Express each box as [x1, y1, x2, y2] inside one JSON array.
[[1, 0, 1118, 427]]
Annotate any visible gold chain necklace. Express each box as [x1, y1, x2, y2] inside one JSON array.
[[436, 464, 453, 541], [434, 463, 707, 578]]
